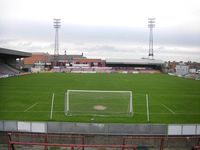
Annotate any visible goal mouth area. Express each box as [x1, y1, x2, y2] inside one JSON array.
[[64, 90, 133, 118], [65, 111, 133, 118]]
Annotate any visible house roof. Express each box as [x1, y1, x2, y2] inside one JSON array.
[[73, 58, 104, 63], [50, 55, 85, 61], [106, 58, 164, 65]]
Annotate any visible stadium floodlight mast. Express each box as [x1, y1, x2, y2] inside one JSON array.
[[53, 19, 61, 58], [148, 18, 155, 59]]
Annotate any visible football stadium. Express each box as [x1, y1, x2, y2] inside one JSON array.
[[0, 47, 200, 150], [1, 2, 200, 148]]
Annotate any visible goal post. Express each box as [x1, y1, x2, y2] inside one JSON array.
[[64, 90, 133, 117]]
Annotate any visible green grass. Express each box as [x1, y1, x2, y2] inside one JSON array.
[[0, 73, 200, 124], [67, 91, 131, 117]]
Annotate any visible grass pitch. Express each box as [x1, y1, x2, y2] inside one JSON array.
[[0, 73, 200, 124]]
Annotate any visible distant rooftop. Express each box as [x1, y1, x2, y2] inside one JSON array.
[[31, 52, 49, 55], [50, 54, 85, 61], [106, 58, 164, 65]]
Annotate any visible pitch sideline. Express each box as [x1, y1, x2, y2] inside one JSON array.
[[50, 93, 55, 119]]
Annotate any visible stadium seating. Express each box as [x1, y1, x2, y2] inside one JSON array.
[[0, 63, 20, 77]]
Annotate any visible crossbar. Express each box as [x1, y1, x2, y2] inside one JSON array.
[[67, 90, 132, 93]]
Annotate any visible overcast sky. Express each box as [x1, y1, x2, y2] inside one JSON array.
[[0, 0, 200, 61]]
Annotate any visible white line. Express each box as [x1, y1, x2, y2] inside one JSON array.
[[24, 103, 38, 112], [146, 94, 150, 122], [161, 104, 175, 114], [50, 93, 55, 119], [67, 91, 69, 113], [1, 111, 200, 115], [129, 91, 133, 116], [68, 89, 132, 93]]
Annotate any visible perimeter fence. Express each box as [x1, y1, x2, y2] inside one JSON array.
[[2, 132, 200, 150]]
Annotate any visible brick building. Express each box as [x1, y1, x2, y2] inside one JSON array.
[[23, 52, 51, 70]]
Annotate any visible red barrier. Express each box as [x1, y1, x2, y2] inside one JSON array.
[[123, 136, 200, 150], [8, 132, 136, 150], [8, 141, 136, 150], [7, 132, 200, 150]]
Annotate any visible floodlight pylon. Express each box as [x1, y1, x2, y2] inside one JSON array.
[[53, 19, 61, 58], [148, 18, 155, 59]]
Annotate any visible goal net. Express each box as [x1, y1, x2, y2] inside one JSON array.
[[64, 90, 133, 117]]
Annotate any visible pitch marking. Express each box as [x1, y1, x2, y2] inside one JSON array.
[[1, 111, 200, 115], [24, 102, 38, 112], [161, 104, 175, 114], [146, 94, 150, 122], [50, 93, 55, 119]]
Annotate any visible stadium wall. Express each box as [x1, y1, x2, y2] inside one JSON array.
[[0, 121, 200, 149], [0, 120, 200, 136]]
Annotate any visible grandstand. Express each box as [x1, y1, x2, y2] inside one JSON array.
[[0, 47, 31, 78], [106, 58, 164, 73]]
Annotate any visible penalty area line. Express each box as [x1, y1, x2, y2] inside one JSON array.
[[50, 93, 55, 119], [24, 102, 38, 112], [146, 94, 150, 122], [161, 104, 175, 114]]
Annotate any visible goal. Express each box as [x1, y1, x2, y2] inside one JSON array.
[[64, 90, 133, 117]]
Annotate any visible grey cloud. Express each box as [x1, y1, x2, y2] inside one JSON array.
[[0, 20, 200, 61], [0, 38, 53, 52], [0, 21, 52, 41], [156, 46, 200, 56], [88, 45, 120, 52], [156, 32, 200, 47], [1, 20, 200, 48], [61, 24, 147, 44], [70, 43, 148, 58], [57, 24, 200, 48], [18, 41, 32, 47], [0, 38, 16, 44]]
